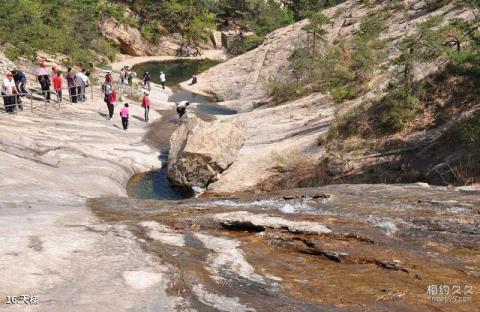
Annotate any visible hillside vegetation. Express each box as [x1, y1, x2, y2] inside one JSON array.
[[265, 0, 480, 187], [0, 0, 344, 66]]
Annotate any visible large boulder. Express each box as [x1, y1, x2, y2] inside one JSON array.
[[167, 114, 247, 188]]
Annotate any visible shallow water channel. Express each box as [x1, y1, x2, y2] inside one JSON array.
[[128, 59, 233, 200]]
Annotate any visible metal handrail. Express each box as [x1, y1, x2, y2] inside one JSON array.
[[1, 72, 147, 115]]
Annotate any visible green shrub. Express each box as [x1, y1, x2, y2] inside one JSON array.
[[0, 0, 119, 66], [141, 22, 162, 42], [379, 91, 422, 133], [269, 79, 302, 105], [238, 35, 265, 54], [449, 113, 480, 148]]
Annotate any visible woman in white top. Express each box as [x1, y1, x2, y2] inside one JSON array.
[[2, 72, 18, 113], [159, 71, 166, 90]]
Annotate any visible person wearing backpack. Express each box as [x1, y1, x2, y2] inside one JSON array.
[[103, 82, 116, 120], [11, 69, 26, 110], [36, 61, 51, 103], [143, 72, 152, 91], [108, 89, 117, 120], [66, 68, 77, 103]]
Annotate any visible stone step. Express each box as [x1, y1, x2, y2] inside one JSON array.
[[212, 31, 223, 49]]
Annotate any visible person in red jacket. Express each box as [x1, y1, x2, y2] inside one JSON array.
[[52, 71, 63, 102], [142, 90, 151, 122]]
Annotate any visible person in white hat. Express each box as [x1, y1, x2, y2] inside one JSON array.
[[2, 71, 18, 113]]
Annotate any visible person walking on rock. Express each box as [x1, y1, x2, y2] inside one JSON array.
[[176, 101, 189, 119], [159, 71, 166, 89], [120, 103, 129, 130], [103, 81, 115, 119], [2, 72, 18, 113], [142, 90, 151, 122], [143, 72, 152, 91], [11, 68, 26, 110], [36, 61, 51, 103], [52, 70, 63, 102], [127, 69, 134, 86], [66, 68, 77, 103], [108, 89, 117, 119], [75, 69, 90, 102]]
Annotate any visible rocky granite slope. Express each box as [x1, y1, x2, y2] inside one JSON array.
[[176, 0, 476, 193], [0, 83, 191, 311]]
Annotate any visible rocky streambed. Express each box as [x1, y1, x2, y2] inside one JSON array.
[[88, 184, 480, 311]]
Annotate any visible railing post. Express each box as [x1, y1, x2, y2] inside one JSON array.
[[30, 91, 33, 112], [14, 95, 18, 115], [44, 91, 47, 111]]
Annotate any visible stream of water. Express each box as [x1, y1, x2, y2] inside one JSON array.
[[128, 59, 233, 200]]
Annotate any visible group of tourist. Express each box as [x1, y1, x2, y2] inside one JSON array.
[[120, 65, 136, 87], [35, 61, 91, 104], [3, 60, 194, 132], [1, 60, 94, 114]]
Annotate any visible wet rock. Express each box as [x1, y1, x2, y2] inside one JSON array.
[[213, 211, 332, 235], [168, 114, 247, 188]]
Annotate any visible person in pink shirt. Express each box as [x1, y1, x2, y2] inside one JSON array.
[[120, 103, 129, 130], [52, 71, 63, 102], [107, 88, 117, 120], [142, 91, 151, 122]]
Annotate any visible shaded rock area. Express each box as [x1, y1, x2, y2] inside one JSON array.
[[168, 114, 247, 188], [88, 183, 480, 311]]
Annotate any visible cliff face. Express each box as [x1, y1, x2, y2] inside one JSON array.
[[181, 20, 309, 112], [100, 16, 182, 56]]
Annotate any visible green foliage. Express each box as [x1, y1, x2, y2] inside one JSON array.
[[449, 113, 480, 148], [303, 13, 332, 50], [1, 0, 343, 62], [162, 0, 216, 45], [271, 10, 388, 105], [378, 88, 422, 133], [140, 22, 163, 42], [283, 0, 346, 20], [268, 79, 301, 105], [237, 35, 265, 54], [0, 0, 119, 67]]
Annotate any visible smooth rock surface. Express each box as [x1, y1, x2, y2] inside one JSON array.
[[0, 82, 186, 311]]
